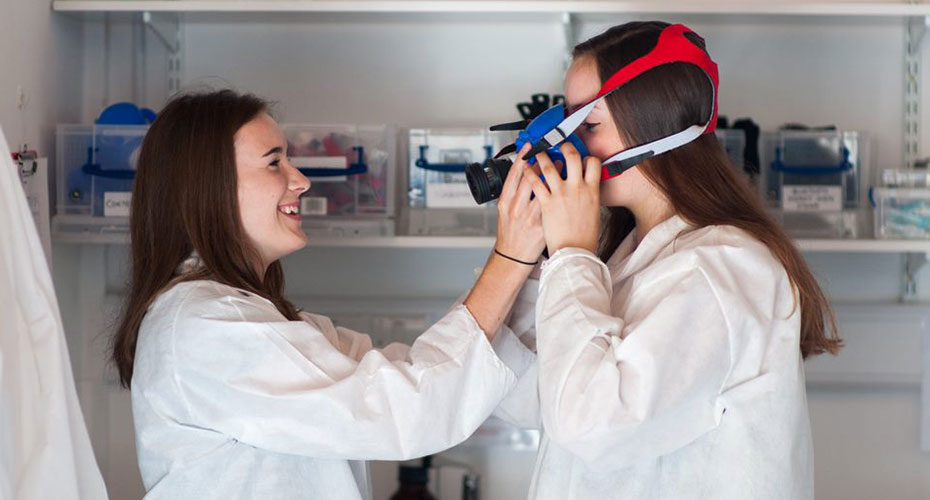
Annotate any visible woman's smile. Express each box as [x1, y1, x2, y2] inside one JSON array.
[[277, 201, 301, 221]]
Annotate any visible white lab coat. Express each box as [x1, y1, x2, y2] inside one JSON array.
[[131, 262, 516, 500], [0, 128, 108, 499], [492, 215, 813, 500]]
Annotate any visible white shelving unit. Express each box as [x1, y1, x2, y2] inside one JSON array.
[[50, 0, 930, 249], [50, 0, 930, 254], [49, 1, 930, 16], [47, 230, 930, 252], [797, 238, 930, 253], [41, 0, 930, 484]]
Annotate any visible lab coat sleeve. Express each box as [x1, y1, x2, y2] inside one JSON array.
[[489, 276, 541, 429], [536, 248, 731, 468], [167, 298, 517, 461], [299, 311, 412, 363]]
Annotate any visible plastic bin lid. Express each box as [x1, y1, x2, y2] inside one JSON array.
[[872, 187, 930, 199], [96, 103, 157, 125]]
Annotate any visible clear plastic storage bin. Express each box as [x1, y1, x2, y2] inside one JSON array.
[[762, 130, 865, 208], [761, 130, 868, 238], [872, 188, 930, 239], [715, 128, 746, 175], [56, 124, 148, 225], [772, 211, 859, 238], [283, 124, 396, 237], [406, 128, 503, 236], [879, 168, 930, 188]]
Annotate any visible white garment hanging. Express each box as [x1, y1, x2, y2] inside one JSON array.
[[0, 126, 108, 500]]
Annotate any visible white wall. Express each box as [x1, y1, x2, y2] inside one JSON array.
[[0, 0, 83, 169], [80, 13, 172, 122], [180, 13, 566, 127], [38, 10, 930, 500]]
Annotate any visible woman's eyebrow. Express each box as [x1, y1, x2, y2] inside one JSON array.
[[262, 146, 283, 157], [567, 100, 588, 114]]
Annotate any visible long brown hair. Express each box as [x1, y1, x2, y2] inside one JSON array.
[[112, 89, 301, 388], [575, 22, 840, 358]]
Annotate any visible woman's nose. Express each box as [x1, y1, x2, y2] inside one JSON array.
[[288, 163, 311, 194]]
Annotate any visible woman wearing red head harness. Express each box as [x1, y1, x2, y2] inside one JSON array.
[[489, 21, 840, 500]]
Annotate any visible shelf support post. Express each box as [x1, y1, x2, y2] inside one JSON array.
[[904, 15, 927, 168], [561, 12, 577, 72], [924, 331, 930, 451], [142, 11, 183, 96], [901, 251, 928, 302]]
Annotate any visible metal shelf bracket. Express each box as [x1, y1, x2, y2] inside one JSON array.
[[904, 15, 928, 167], [901, 251, 928, 301], [142, 11, 183, 95], [561, 12, 577, 72]]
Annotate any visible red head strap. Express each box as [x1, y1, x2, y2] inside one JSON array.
[[594, 23, 719, 134], [528, 24, 721, 181]]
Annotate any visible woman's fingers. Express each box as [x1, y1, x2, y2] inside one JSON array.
[[584, 155, 603, 186], [560, 142, 583, 183], [535, 152, 562, 194], [527, 159, 543, 179], [499, 143, 531, 203], [514, 165, 538, 206], [524, 169, 552, 203]]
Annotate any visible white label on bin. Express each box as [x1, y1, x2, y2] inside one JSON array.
[[426, 183, 477, 208], [291, 156, 348, 182], [301, 197, 328, 216], [104, 192, 132, 217], [782, 186, 843, 212]]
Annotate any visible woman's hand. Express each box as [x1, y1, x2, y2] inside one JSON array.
[[463, 143, 545, 338], [524, 142, 601, 254], [494, 143, 546, 263]]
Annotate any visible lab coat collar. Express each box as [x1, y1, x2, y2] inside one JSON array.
[[172, 252, 280, 309], [607, 214, 693, 283], [177, 252, 204, 275]]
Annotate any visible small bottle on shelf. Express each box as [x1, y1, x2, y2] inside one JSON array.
[[389, 457, 436, 500]]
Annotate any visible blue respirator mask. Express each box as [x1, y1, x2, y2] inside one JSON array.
[[466, 23, 719, 205], [465, 103, 589, 204]]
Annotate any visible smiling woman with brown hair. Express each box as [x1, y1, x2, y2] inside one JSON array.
[[112, 89, 546, 499]]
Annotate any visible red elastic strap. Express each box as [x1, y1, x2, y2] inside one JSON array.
[[593, 23, 719, 135]]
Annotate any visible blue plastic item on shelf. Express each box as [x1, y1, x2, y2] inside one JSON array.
[[58, 123, 148, 217], [873, 187, 930, 239], [96, 102, 156, 126], [297, 146, 368, 178], [415, 144, 493, 173], [140, 108, 157, 124], [61, 103, 156, 216], [282, 124, 395, 225], [761, 130, 865, 210]]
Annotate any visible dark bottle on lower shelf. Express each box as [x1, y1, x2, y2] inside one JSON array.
[[389, 463, 436, 500]]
